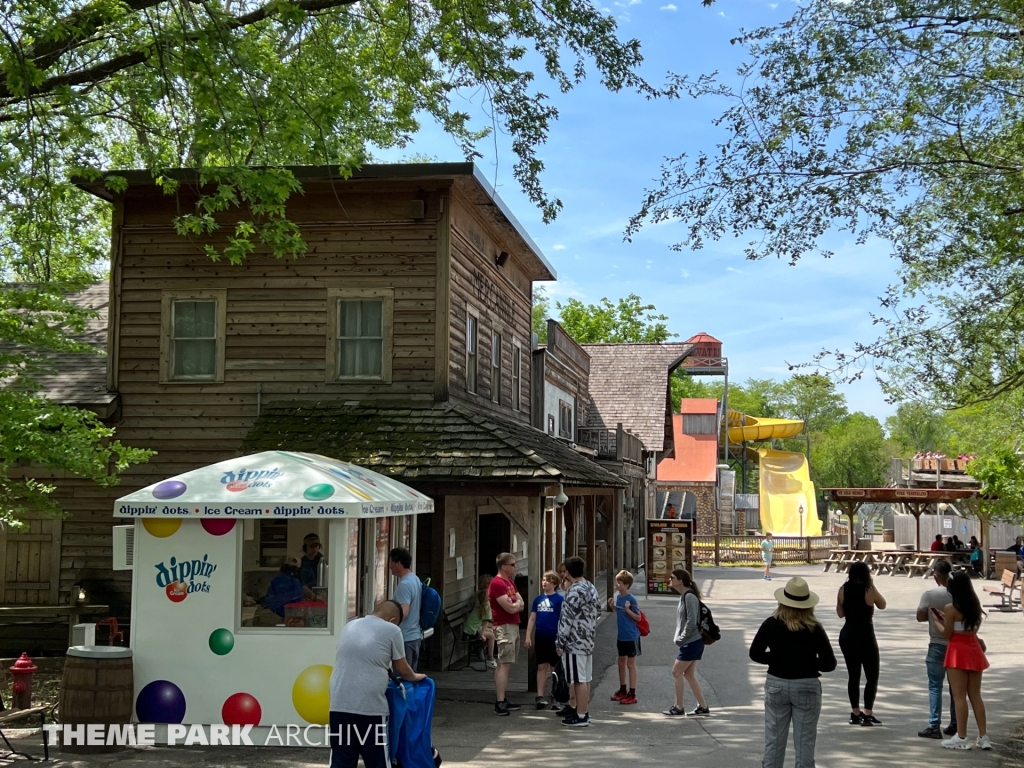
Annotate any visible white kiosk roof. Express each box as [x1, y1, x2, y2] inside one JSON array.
[[114, 451, 433, 518]]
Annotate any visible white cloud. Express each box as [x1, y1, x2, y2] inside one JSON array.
[[769, 2, 778, 7], [552, 244, 566, 251], [680, 269, 690, 278], [718, 10, 726, 16], [726, 266, 743, 273], [660, 3, 677, 9], [646, 260, 653, 269]]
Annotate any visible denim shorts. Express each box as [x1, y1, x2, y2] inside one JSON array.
[[677, 638, 705, 661]]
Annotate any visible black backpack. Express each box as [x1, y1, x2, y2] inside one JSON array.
[[698, 599, 721, 645], [552, 657, 570, 703]]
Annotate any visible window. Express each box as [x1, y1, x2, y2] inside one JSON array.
[[683, 414, 718, 435], [466, 313, 478, 394], [558, 399, 573, 439], [339, 300, 383, 377], [347, 520, 360, 619], [547, 414, 555, 435], [327, 288, 393, 382], [512, 343, 522, 411], [491, 332, 502, 404], [160, 290, 226, 383]]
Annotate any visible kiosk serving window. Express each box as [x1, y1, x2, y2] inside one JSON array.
[[241, 520, 330, 629]]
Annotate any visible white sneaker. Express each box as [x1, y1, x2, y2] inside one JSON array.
[[976, 735, 992, 750], [486, 658, 497, 669], [942, 734, 972, 750]]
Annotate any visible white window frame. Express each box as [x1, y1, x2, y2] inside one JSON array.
[[160, 290, 226, 384], [558, 399, 573, 439], [466, 307, 479, 395], [491, 331, 502, 405], [326, 288, 394, 383]]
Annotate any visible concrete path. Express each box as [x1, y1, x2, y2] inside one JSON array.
[[9, 565, 1022, 767]]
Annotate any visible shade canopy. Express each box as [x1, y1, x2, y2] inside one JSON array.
[[114, 451, 433, 518]]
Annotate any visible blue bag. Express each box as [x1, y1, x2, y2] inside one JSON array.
[[386, 677, 436, 768], [420, 578, 442, 631]]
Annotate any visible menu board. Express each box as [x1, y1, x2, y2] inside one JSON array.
[[647, 520, 693, 595]]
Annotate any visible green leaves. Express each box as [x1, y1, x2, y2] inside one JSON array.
[[556, 294, 675, 343], [630, 0, 1024, 407]]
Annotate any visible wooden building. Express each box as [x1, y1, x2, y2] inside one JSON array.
[[5, 164, 626, 666]]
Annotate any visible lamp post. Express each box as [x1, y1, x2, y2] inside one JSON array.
[[798, 503, 805, 538]]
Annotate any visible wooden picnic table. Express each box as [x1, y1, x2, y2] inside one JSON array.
[[822, 549, 875, 573]]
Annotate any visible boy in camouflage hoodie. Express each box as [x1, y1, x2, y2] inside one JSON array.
[[556, 556, 601, 727]]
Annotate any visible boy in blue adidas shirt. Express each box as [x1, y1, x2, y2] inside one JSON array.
[[607, 569, 641, 704], [525, 571, 563, 710]]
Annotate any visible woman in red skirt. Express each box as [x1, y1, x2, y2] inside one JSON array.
[[933, 572, 990, 750]]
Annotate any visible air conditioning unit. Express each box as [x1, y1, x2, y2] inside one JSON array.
[[113, 525, 135, 570]]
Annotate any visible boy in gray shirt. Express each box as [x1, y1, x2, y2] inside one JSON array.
[[916, 559, 956, 738], [329, 601, 425, 768]]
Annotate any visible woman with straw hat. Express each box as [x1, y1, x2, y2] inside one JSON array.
[[749, 576, 837, 768]]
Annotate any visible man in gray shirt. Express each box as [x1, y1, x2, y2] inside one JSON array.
[[916, 559, 956, 739], [389, 548, 423, 670], [328, 601, 425, 768]]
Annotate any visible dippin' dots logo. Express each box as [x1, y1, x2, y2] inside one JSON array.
[[221, 467, 283, 492], [155, 555, 217, 602]]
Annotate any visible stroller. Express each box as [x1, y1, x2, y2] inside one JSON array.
[[386, 675, 442, 768]]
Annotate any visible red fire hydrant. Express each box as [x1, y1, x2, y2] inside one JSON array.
[[9, 653, 37, 710]]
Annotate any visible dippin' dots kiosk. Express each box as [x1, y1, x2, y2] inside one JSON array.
[[113, 451, 433, 742]]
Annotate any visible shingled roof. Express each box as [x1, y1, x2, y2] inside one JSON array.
[[581, 343, 694, 453], [241, 402, 627, 487], [2, 283, 116, 415]]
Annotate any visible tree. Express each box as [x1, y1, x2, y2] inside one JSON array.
[[885, 403, 950, 456], [670, 373, 719, 412], [532, 286, 550, 345], [774, 374, 848, 461], [627, 0, 1024, 407], [964, 450, 1024, 576], [0, 286, 153, 527], [0, 0, 654, 524], [810, 413, 890, 490], [557, 294, 675, 343]]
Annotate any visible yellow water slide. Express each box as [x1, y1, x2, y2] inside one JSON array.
[[726, 411, 822, 536]]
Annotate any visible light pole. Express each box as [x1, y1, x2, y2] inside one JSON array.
[[798, 503, 805, 539]]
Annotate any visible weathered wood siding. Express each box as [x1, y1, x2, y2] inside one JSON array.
[[447, 190, 533, 424], [53, 181, 449, 606]]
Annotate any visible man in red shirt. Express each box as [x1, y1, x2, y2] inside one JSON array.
[[488, 552, 525, 716], [930, 534, 944, 552]]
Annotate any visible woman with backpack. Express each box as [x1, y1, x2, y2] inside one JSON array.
[[836, 561, 887, 725], [749, 576, 837, 768], [663, 569, 710, 717]]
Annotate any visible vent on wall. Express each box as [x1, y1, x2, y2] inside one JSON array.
[[113, 525, 135, 570], [409, 200, 426, 219]]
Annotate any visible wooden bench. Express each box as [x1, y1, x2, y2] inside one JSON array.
[[442, 601, 485, 672], [983, 569, 1021, 610], [0, 705, 50, 760]]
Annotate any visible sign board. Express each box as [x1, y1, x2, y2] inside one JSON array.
[[943, 518, 953, 529], [646, 520, 693, 595]]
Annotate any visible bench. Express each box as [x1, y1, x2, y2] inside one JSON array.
[[823, 549, 852, 572], [442, 601, 485, 672], [906, 552, 952, 578], [0, 705, 50, 761], [983, 569, 1021, 611]]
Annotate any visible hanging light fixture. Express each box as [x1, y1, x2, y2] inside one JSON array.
[[554, 484, 569, 507]]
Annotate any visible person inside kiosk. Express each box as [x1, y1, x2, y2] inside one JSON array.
[[300, 533, 325, 588], [250, 558, 317, 627]]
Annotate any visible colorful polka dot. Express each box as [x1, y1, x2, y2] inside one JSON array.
[[152, 480, 187, 500], [208, 628, 234, 655], [303, 484, 335, 501], [291, 664, 332, 724], [142, 519, 182, 538], [201, 519, 236, 536], [136, 680, 186, 724], [222, 693, 261, 726]]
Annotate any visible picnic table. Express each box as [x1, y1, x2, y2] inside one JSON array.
[[825, 549, 970, 578], [822, 549, 876, 573]]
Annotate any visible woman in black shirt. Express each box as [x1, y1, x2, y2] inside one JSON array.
[[749, 576, 837, 768]]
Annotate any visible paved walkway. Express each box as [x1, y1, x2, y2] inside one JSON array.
[[8, 565, 1022, 766]]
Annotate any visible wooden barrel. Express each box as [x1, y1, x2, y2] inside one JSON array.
[[59, 646, 134, 753]]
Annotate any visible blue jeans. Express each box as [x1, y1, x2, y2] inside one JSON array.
[[926, 642, 956, 729]]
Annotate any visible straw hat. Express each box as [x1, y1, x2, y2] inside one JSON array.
[[775, 576, 820, 609]]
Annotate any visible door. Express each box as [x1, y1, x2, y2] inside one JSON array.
[[477, 512, 510, 578], [0, 516, 62, 604]]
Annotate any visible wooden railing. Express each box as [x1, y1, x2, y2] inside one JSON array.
[[577, 423, 644, 465], [694, 535, 844, 566]]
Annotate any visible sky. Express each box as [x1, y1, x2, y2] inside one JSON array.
[[376, 0, 899, 422]]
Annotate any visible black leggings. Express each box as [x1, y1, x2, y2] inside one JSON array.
[[839, 628, 879, 711]]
